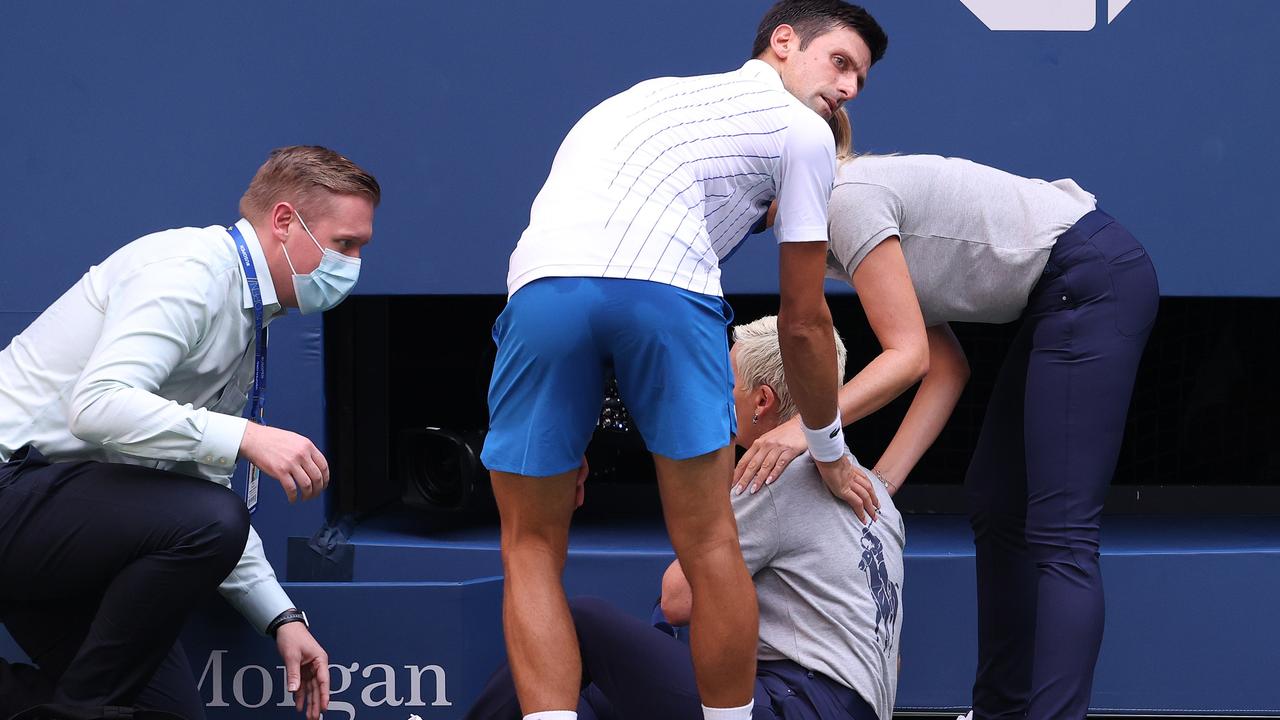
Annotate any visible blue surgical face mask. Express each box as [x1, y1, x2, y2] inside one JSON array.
[[280, 209, 361, 314]]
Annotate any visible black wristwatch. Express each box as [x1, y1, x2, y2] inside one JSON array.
[[266, 608, 309, 637]]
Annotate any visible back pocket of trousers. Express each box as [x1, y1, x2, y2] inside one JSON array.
[[1108, 248, 1159, 337]]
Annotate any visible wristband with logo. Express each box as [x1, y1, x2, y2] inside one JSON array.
[[801, 411, 846, 462]]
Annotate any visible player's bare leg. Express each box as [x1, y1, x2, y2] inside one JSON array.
[[491, 469, 581, 714], [654, 447, 758, 709]]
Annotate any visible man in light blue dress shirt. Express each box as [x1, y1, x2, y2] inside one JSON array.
[[0, 146, 379, 720]]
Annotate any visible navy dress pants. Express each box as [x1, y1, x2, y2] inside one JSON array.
[[0, 446, 250, 719], [464, 597, 878, 720], [966, 211, 1158, 720]]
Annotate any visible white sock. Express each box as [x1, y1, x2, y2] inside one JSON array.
[[523, 712, 577, 720], [702, 700, 754, 720]]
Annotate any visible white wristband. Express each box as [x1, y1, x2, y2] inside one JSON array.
[[802, 411, 847, 462]]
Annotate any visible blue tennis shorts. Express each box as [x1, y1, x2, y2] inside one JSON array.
[[481, 277, 736, 477]]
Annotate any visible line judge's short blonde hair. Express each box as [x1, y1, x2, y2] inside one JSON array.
[[239, 145, 381, 219], [732, 315, 848, 423]]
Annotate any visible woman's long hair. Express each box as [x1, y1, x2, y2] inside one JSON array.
[[830, 106, 898, 163], [830, 106, 854, 163]]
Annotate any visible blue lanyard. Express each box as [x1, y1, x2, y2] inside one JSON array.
[[228, 224, 267, 512]]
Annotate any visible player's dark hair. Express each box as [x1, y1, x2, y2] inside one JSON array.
[[751, 0, 888, 66]]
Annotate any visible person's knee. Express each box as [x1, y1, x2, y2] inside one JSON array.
[[492, 471, 576, 556], [500, 520, 570, 551], [968, 506, 1001, 535], [210, 486, 250, 540], [192, 487, 250, 570], [1026, 528, 1099, 576], [664, 506, 739, 562], [676, 531, 740, 560], [498, 531, 570, 580], [671, 534, 746, 591], [496, 512, 573, 569]]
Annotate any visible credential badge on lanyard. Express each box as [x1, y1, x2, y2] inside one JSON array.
[[228, 225, 268, 515]]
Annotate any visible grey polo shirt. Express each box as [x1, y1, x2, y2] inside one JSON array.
[[825, 154, 1097, 325], [734, 454, 905, 720]]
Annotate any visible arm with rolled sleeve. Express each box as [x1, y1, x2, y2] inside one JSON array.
[[68, 256, 248, 469]]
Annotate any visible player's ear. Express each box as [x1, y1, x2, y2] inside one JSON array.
[[769, 23, 798, 60]]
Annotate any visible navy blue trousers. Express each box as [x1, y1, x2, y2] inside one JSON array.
[[464, 597, 878, 720], [966, 211, 1158, 720], [0, 447, 250, 719]]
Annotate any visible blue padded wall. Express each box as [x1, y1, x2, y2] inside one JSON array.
[[4, 517, 1280, 716], [1, 1, 1277, 300], [182, 580, 506, 720]]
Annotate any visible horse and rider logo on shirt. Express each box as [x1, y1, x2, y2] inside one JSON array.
[[858, 528, 900, 653]]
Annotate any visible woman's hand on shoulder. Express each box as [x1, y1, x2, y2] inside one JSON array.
[[732, 417, 806, 495]]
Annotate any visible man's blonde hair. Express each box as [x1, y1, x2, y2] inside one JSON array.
[[239, 145, 381, 219], [732, 315, 847, 423]]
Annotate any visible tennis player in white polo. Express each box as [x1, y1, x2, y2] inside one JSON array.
[[481, 3, 889, 719]]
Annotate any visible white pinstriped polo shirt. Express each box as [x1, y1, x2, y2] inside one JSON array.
[[507, 59, 837, 298]]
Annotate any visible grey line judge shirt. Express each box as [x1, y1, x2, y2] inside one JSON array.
[[734, 452, 905, 720], [824, 154, 1098, 326], [0, 218, 294, 632]]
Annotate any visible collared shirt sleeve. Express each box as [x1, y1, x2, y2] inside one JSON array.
[[773, 109, 837, 245], [67, 256, 248, 468], [219, 525, 295, 633]]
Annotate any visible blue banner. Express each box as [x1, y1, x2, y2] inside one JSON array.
[[0, 1, 1275, 299]]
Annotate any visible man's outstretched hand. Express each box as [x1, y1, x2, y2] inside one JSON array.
[[275, 623, 329, 720], [240, 423, 330, 503]]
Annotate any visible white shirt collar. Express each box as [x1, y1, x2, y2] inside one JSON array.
[[739, 59, 786, 91], [231, 218, 283, 317]]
